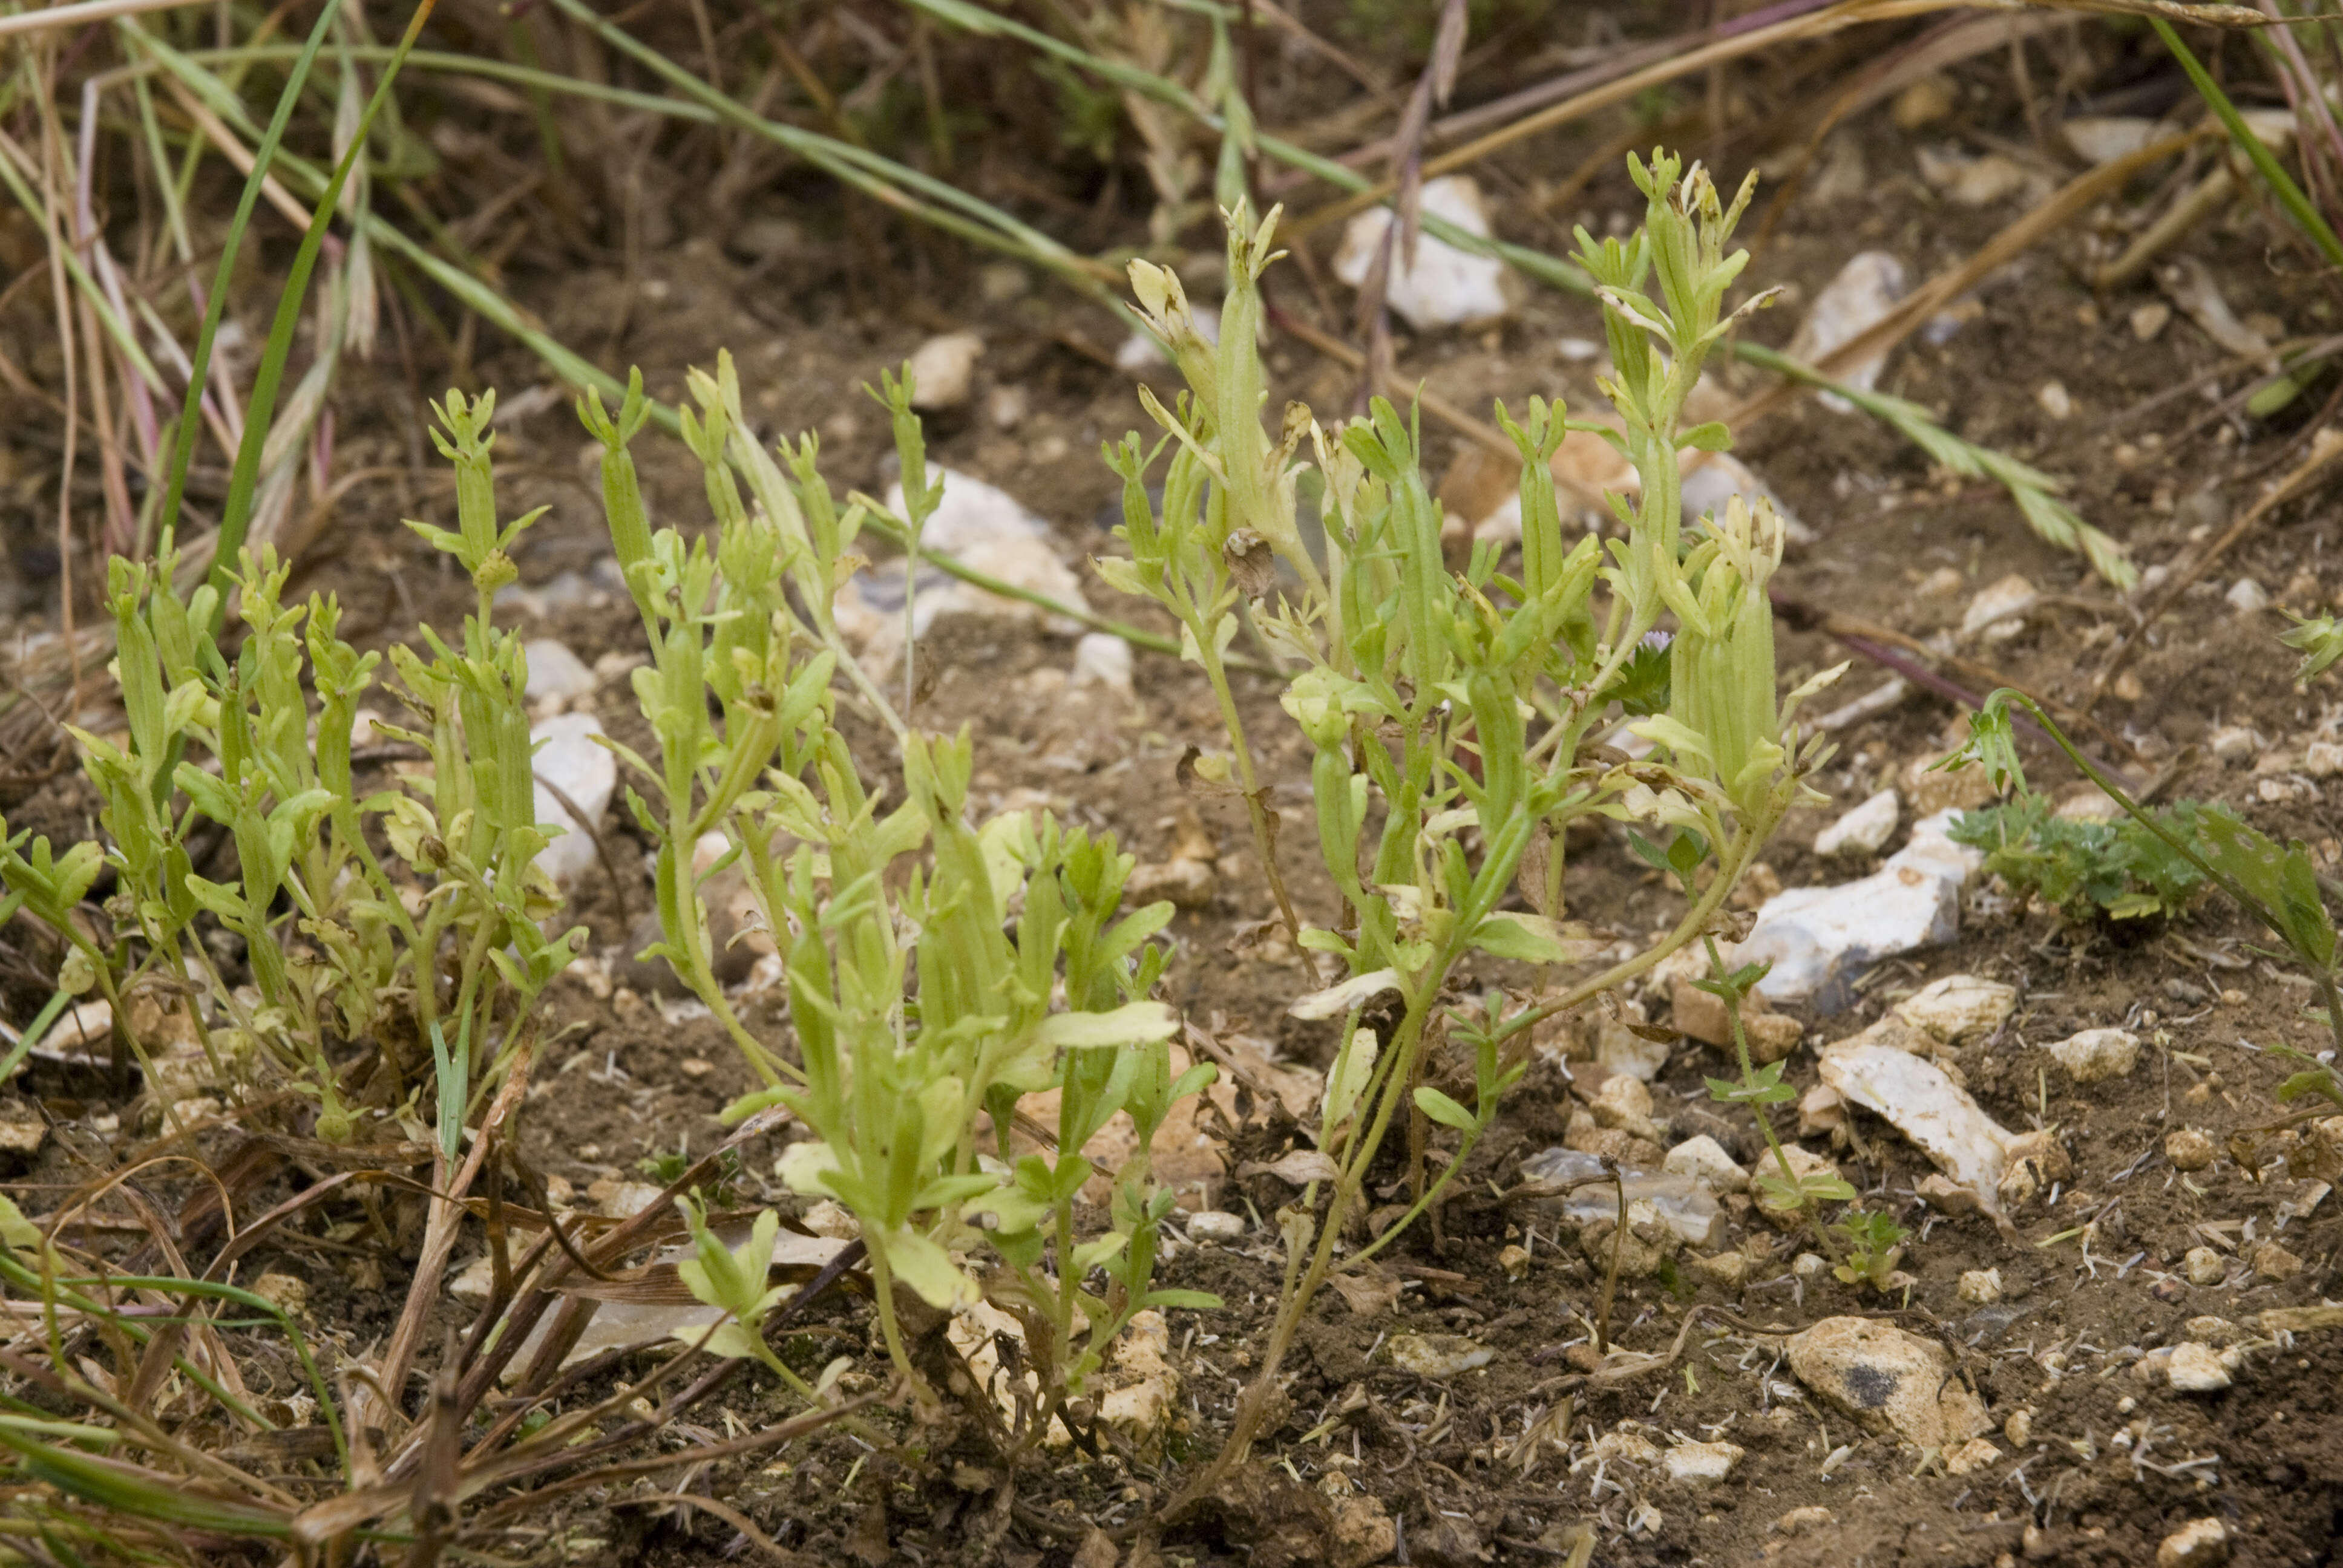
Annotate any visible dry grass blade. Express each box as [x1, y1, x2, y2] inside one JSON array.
[[1286, 0, 1925, 239], [1288, 0, 2282, 240], [1351, 0, 1469, 403], [1735, 130, 2205, 427], [0, 0, 215, 38], [624, 1492, 799, 1564]]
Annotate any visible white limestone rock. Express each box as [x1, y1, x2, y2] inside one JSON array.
[[531, 713, 617, 890], [1736, 811, 1982, 1013], [1332, 176, 1518, 332], [1814, 788, 1899, 856]]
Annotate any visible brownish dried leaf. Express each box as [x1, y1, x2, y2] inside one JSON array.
[[1223, 528, 1277, 601], [1328, 1264, 1405, 1316], [1176, 745, 1245, 800], [1236, 1149, 1343, 1186]]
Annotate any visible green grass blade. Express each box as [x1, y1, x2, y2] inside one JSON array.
[[545, 0, 1126, 304], [182, 43, 729, 122], [0, 1428, 291, 1539], [148, 0, 341, 559], [2154, 17, 2343, 271], [200, 0, 437, 621]]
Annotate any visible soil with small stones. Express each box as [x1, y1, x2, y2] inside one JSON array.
[[9, 22, 2343, 1568]]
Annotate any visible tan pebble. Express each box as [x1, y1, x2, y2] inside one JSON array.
[[1944, 1437, 2001, 1475], [1918, 1174, 1981, 1214], [2157, 1518, 2229, 1568], [2252, 1240, 2304, 1281], [2166, 1126, 2217, 1172], [1892, 76, 1956, 131], [2166, 1342, 2231, 1392], [1772, 1504, 1835, 1537], [1693, 1250, 1749, 1291], [250, 1273, 309, 1316]]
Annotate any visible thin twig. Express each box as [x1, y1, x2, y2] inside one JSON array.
[[533, 769, 631, 927], [1593, 1155, 1625, 1356]]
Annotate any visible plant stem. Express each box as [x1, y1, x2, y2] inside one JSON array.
[[860, 1242, 928, 1405], [1703, 933, 1799, 1194], [1593, 1155, 1625, 1354], [1185, 605, 1303, 944]]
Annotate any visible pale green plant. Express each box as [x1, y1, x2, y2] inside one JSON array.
[[591, 353, 1219, 1428], [1, 390, 579, 1157], [1098, 151, 1839, 1492], [0, 387, 595, 1500]]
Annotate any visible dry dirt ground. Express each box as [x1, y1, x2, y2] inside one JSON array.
[[8, 26, 2343, 1568]]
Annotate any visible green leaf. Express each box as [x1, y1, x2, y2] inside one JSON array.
[[1666, 829, 1709, 883], [1937, 699, 2027, 795], [1036, 1002, 1181, 1050], [1142, 1289, 1224, 1310], [1070, 1229, 1132, 1272], [909, 1172, 1008, 1212], [1705, 1060, 1796, 1106], [1766, 1170, 1856, 1204], [0, 1194, 47, 1254], [2280, 612, 2343, 682], [1625, 831, 1671, 874], [2247, 372, 2304, 419], [1093, 555, 1150, 596], [1297, 926, 1355, 957], [1413, 1086, 1478, 1132], [1168, 1062, 1217, 1103], [701, 1322, 771, 1362], [881, 1226, 977, 1310], [1602, 636, 1671, 717], [1470, 914, 1565, 964], [182, 874, 250, 926], [2197, 810, 2336, 969], [2276, 1068, 2343, 1107], [1679, 421, 1732, 452]]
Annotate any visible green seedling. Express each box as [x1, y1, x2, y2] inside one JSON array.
[[2, 387, 580, 1157], [675, 1199, 818, 1392], [1633, 828, 1849, 1230], [1829, 1209, 1909, 1292]]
